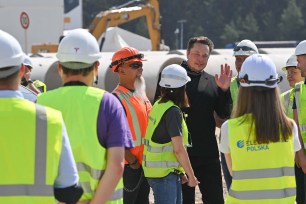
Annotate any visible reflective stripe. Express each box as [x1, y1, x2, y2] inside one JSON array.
[[0, 185, 53, 196], [282, 90, 291, 114], [115, 89, 142, 146], [76, 162, 104, 180], [144, 161, 180, 168], [81, 182, 123, 200], [299, 124, 306, 132], [232, 167, 294, 180], [143, 138, 149, 146], [35, 105, 47, 185], [148, 145, 173, 153], [229, 188, 296, 200], [295, 83, 301, 112], [143, 138, 174, 153], [0, 105, 52, 196]]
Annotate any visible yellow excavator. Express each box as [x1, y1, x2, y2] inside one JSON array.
[[31, 0, 161, 53]]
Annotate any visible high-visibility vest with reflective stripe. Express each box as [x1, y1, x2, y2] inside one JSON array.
[[37, 86, 123, 203], [281, 88, 294, 119], [230, 76, 239, 106], [113, 85, 152, 164], [226, 114, 296, 204], [294, 82, 306, 150], [0, 98, 62, 204], [27, 80, 47, 92], [142, 100, 188, 178]]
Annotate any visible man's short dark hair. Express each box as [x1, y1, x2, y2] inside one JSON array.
[[187, 36, 214, 54], [61, 64, 95, 77], [0, 67, 19, 85]]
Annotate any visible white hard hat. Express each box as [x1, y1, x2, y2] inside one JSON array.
[[23, 55, 33, 68], [239, 54, 279, 88], [295, 40, 306, 56], [0, 30, 25, 78], [233, 39, 258, 56], [56, 29, 102, 69], [282, 55, 297, 71], [159, 64, 191, 88]]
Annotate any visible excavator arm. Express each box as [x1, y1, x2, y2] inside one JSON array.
[[88, 0, 161, 51], [31, 0, 161, 53]]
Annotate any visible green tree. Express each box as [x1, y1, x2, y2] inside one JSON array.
[[240, 14, 259, 40], [278, 0, 304, 40], [220, 21, 240, 43]]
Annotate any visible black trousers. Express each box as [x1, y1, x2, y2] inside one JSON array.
[[123, 164, 150, 204], [295, 164, 306, 204], [182, 157, 224, 204]]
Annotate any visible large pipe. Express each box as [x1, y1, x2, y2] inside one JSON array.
[[31, 48, 294, 102]]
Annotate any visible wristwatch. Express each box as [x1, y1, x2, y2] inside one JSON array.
[[27, 80, 34, 84]]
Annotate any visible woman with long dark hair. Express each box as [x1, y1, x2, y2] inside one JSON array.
[[142, 64, 198, 204], [220, 54, 301, 204]]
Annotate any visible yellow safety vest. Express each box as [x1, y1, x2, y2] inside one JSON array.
[[37, 86, 123, 203], [27, 80, 47, 92], [294, 82, 306, 151], [280, 88, 294, 119], [230, 76, 239, 107], [226, 114, 296, 204], [0, 98, 62, 204], [142, 100, 188, 178]]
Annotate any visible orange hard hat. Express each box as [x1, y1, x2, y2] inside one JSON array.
[[109, 47, 145, 72]]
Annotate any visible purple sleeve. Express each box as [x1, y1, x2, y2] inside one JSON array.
[[97, 92, 134, 149]]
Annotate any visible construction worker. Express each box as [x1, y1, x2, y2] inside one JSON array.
[[143, 64, 198, 204], [218, 39, 259, 191], [110, 47, 151, 204], [293, 40, 306, 204], [280, 55, 305, 204], [0, 30, 83, 203], [281, 55, 304, 118], [220, 54, 300, 204], [231, 39, 258, 104], [21, 55, 47, 94], [37, 29, 133, 203]]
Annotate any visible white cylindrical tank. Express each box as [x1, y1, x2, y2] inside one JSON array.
[[30, 48, 294, 102]]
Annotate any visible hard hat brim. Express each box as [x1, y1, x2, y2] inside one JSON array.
[[0, 65, 20, 79], [59, 62, 95, 69]]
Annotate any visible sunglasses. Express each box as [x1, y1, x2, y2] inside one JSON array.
[[109, 53, 144, 68], [239, 74, 283, 86], [233, 46, 256, 52], [128, 62, 143, 69]]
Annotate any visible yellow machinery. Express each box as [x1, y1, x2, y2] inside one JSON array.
[[31, 0, 161, 53]]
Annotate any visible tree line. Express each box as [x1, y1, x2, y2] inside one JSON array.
[[83, 0, 306, 49]]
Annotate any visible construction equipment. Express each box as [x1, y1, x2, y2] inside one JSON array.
[[31, 0, 161, 53]]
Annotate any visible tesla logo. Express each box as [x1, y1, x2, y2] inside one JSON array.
[[74, 48, 80, 53]]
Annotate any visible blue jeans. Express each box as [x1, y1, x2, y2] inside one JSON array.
[[147, 173, 182, 204]]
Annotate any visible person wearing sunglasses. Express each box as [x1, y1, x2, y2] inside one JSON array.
[[215, 39, 259, 192], [110, 47, 152, 204], [293, 40, 306, 204], [231, 39, 258, 103], [21, 55, 47, 94], [220, 54, 300, 204]]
